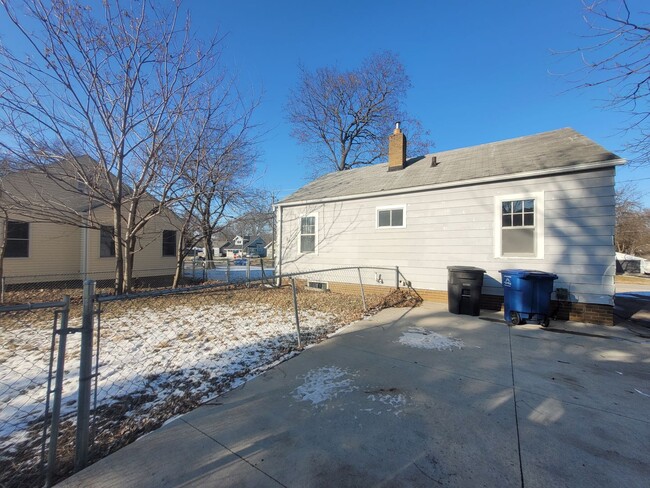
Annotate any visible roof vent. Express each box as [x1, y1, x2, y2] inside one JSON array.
[[430, 156, 438, 167]]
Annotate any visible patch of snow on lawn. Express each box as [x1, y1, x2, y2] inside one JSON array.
[[397, 327, 464, 350], [0, 301, 339, 453], [292, 366, 357, 405]]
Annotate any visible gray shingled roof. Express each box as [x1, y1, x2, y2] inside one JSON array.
[[279, 128, 622, 204]]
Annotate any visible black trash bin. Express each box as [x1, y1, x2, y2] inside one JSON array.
[[447, 266, 486, 316]]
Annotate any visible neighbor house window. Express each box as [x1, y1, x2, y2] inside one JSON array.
[[300, 215, 317, 253], [496, 193, 544, 258], [162, 230, 176, 257], [377, 206, 405, 228], [5, 221, 29, 258], [100, 225, 115, 258]]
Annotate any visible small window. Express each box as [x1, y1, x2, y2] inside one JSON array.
[[100, 225, 115, 258], [5, 221, 29, 258], [377, 207, 405, 228], [162, 230, 176, 257], [300, 215, 316, 253]]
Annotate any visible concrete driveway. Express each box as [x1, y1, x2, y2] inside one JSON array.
[[59, 303, 650, 488]]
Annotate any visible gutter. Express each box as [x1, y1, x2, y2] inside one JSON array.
[[276, 159, 625, 208]]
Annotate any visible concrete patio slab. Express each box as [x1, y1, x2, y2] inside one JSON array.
[[58, 302, 650, 488]]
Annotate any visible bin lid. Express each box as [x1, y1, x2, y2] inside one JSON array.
[[499, 269, 558, 280], [447, 266, 486, 273]]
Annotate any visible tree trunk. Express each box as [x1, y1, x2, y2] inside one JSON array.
[[172, 232, 185, 288], [202, 223, 215, 269], [113, 204, 124, 295]]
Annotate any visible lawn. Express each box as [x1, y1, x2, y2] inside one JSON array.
[[0, 284, 418, 487]]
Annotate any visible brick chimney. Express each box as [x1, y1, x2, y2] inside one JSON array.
[[388, 122, 406, 172]]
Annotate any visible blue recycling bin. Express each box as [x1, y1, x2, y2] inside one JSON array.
[[499, 269, 558, 327]]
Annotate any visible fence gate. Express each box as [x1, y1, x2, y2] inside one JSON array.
[[0, 297, 73, 488]]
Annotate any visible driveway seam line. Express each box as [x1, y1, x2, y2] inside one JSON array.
[[179, 417, 288, 488], [509, 326, 525, 488]]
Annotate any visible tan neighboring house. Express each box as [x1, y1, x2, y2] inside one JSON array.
[[0, 156, 183, 284]]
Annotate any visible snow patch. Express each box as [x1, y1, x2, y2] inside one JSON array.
[[367, 392, 407, 416], [397, 327, 464, 350], [292, 366, 357, 405]]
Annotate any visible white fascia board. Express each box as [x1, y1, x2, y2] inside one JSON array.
[[276, 159, 625, 209]]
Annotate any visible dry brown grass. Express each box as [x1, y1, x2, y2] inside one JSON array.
[[616, 274, 650, 285]]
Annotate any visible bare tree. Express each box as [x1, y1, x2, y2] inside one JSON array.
[[223, 205, 274, 244], [286, 51, 433, 174], [169, 92, 261, 286], [571, 0, 650, 165], [615, 184, 650, 255], [0, 0, 225, 293]]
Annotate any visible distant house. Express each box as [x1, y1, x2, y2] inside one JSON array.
[[222, 235, 267, 258], [275, 126, 623, 325], [615, 252, 648, 274], [264, 241, 275, 260], [0, 156, 183, 284]]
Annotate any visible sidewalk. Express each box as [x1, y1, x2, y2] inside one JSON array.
[[58, 303, 650, 487]]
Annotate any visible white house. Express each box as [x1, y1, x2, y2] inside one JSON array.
[[222, 235, 267, 258], [275, 126, 623, 325]]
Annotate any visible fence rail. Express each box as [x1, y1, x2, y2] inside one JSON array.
[[0, 265, 419, 487]]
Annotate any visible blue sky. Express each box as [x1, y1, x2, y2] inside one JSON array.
[[1, 1, 647, 204], [187, 0, 649, 204]]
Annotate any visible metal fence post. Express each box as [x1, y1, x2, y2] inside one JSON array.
[[75, 280, 95, 471], [46, 295, 70, 487], [291, 278, 302, 348], [396, 266, 400, 289], [1, 276, 5, 304], [357, 268, 367, 312], [246, 258, 251, 286], [226, 259, 230, 284]]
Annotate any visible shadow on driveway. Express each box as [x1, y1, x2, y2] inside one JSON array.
[[58, 303, 650, 488]]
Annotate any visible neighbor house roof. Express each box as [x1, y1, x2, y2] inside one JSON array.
[[279, 128, 624, 205], [223, 235, 265, 250]]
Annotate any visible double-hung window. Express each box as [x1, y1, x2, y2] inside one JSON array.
[[496, 193, 543, 258], [300, 215, 316, 253], [162, 230, 177, 257], [100, 225, 115, 257], [5, 221, 29, 258]]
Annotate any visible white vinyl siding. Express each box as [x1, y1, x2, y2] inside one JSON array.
[[279, 169, 616, 306]]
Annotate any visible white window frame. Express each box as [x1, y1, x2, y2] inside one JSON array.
[[376, 205, 406, 229], [299, 213, 318, 254], [494, 192, 544, 259]]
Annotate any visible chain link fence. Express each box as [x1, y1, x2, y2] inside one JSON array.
[[1, 258, 276, 304], [0, 299, 75, 488], [0, 265, 420, 486]]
